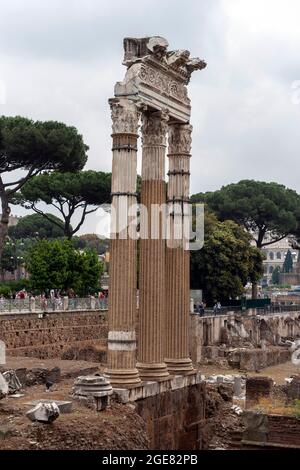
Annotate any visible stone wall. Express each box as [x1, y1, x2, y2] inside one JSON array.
[[1, 310, 300, 367], [0, 311, 108, 361], [117, 373, 207, 450], [189, 311, 300, 366], [242, 411, 300, 449]]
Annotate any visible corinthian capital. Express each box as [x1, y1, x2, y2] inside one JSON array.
[[168, 123, 193, 154], [141, 110, 169, 147], [109, 98, 141, 135]]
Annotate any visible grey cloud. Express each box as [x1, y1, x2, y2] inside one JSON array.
[[0, 0, 300, 234]]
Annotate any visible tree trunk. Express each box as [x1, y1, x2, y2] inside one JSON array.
[[252, 237, 263, 300], [65, 220, 73, 240], [251, 282, 258, 300], [0, 178, 11, 261]]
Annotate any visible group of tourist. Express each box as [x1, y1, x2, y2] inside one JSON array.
[[194, 301, 222, 316], [0, 289, 109, 312]]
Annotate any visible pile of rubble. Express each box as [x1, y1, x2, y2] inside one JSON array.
[[1, 369, 116, 426], [0, 370, 22, 399]]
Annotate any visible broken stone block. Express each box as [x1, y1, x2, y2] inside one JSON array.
[[3, 370, 22, 394], [0, 373, 8, 400], [26, 402, 60, 423], [72, 375, 113, 411], [26, 399, 72, 414], [242, 410, 269, 443], [233, 376, 242, 397]]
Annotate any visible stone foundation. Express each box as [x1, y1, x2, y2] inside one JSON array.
[[113, 372, 206, 450]]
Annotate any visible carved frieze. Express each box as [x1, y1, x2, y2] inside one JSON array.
[[139, 64, 189, 105]]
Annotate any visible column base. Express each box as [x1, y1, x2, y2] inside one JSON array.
[[104, 368, 141, 388], [165, 357, 195, 375], [137, 362, 170, 382]]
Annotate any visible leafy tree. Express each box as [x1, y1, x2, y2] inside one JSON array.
[[26, 239, 103, 294], [190, 212, 264, 304], [192, 180, 300, 249], [0, 116, 88, 257], [73, 234, 109, 255], [8, 213, 65, 240], [283, 249, 294, 273], [0, 243, 16, 277], [15, 171, 111, 239], [272, 266, 281, 285], [0, 238, 31, 280]]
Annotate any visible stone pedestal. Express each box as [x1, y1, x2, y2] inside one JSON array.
[[165, 124, 194, 374], [106, 98, 141, 387], [137, 111, 169, 381], [73, 375, 113, 411]]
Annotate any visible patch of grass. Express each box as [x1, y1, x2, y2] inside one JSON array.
[[253, 397, 300, 419]]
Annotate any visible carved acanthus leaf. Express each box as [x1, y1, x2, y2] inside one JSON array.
[[168, 124, 193, 154], [142, 110, 169, 147], [109, 98, 141, 135]]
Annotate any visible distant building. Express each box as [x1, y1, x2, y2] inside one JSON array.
[[260, 235, 298, 284], [0, 214, 22, 227], [7, 215, 22, 227]]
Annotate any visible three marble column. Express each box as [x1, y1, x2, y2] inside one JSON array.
[[106, 99, 194, 386]]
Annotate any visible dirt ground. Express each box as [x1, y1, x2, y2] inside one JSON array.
[[1, 356, 299, 450], [0, 378, 148, 450]]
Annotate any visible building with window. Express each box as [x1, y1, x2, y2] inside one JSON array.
[[260, 236, 298, 284]]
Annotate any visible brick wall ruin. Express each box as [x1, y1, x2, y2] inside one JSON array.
[[130, 376, 207, 450], [189, 312, 300, 370], [0, 310, 299, 369], [242, 411, 300, 449], [0, 311, 108, 361]]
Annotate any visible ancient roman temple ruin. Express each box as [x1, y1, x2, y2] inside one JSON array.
[[106, 36, 206, 386]]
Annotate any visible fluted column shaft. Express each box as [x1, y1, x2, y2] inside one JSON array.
[[137, 111, 169, 381], [106, 98, 141, 387], [165, 123, 194, 374]]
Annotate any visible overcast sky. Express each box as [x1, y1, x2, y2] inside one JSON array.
[[1, 0, 300, 234]]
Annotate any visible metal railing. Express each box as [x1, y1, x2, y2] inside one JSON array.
[[0, 297, 108, 314], [191, 304, 300, 317]]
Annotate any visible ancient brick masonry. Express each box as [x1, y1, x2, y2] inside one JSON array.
[[135, 381, 206, 450], [245, 376, 274, 409], [0, 312, 107, 359], [243, 411, 300, 449]]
